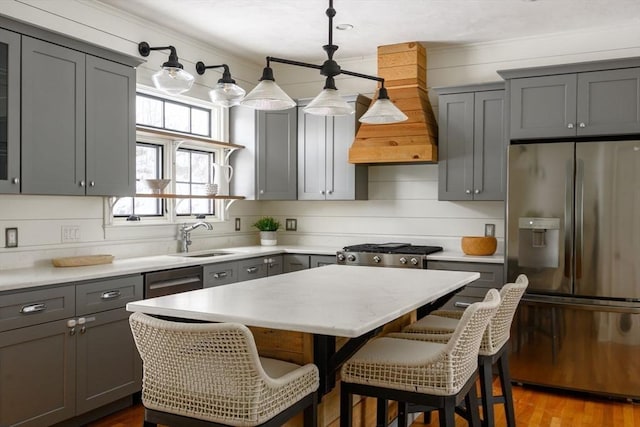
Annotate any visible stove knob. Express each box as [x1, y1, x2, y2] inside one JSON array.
[[410, 257, 419, 265], [373, 255, 381, 263], [337, 253, 346, 262], [347, 254, 356, 262], [399, 257, 408, 264]]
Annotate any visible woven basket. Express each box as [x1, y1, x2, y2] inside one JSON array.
[[461, 236, 497, 256]]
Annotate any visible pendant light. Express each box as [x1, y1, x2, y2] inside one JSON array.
[[138, 42, 194, 95], [240, 61, 296, 110], [240, 0, 407, 124], [195, 61, 246, 107]]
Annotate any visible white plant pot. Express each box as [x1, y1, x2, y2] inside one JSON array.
[[260, 231, 277, 246]]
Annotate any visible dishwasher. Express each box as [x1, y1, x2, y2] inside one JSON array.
[[144, 266, 203, 298]]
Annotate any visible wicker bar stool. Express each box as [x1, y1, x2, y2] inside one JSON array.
[[129, 312, 319, 427], [390, 274, 529, 427], [340, 289, 501, 427]]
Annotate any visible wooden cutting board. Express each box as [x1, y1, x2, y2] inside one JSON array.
[[52, 255, 114, 267]]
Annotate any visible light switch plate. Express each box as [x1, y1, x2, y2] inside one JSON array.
[[5, 227, 18, 248], [285, 218, 297, 231], [484, 223, 495, 237]]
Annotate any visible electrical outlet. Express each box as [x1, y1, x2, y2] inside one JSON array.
[[235, 218, 241, 231], [484, 223, 495, 237], [5, 228, 18, 248], [285, 218, 297, 231], [62, 225, 80, 243]]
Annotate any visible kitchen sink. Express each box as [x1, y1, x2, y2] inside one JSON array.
[[172, 251, 235, 258]]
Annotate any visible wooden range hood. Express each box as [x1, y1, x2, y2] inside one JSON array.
[[349, 42, 438, 164]]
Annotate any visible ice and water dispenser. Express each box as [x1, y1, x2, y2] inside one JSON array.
[[518, 217, 560, 268]]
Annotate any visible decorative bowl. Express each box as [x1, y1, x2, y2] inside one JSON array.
[[205, 183, 218, 195], [143, 179, 171, 193], [461, 236, 497, 256]]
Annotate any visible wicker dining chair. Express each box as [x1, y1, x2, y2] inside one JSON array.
[[129, 312, 319, 427], [340, 288, 501, 427], [390, 274, 529, 427]]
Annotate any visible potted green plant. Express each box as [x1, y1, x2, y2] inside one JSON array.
[[253, 217, 280, 246]]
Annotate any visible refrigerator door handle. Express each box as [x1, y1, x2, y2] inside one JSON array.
[[575, 159, 584, 285], [563, 159, 573, 281]]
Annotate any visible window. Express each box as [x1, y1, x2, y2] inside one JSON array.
[[175, 148, 216, 216], [110, 91, 224, 224], [136, 93, 211, 137], [113, 143, 164, 218]]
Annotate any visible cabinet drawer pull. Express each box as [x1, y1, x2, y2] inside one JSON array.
[[567, 123, 574, 129], [246, 267, 258, 273], [100, 290, 121, 300], [20, 303, 47, 314], [11, 177, 19, 184], [579, 122, 586, 128], [454, 301, 471, 308], [213, 272, 227, 279]]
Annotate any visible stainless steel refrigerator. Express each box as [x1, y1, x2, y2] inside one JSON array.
[[506, 140, 640, 400]]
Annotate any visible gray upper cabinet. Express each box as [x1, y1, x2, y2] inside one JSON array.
[[85, 56, 136, 196], [500, 59, 640, 140], [21, 37, 135, 196], [230, 106, 297, 200], [297, 95, 369, 200], [21, 36, 86, 195], [0, 28, 20, 194], [436, 83, 506, 201]]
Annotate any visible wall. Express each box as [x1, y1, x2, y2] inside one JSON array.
[[1, 0, 640, 269]]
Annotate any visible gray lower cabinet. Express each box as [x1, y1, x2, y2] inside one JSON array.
[[230, 106, 297, 200], [283, 254, 310, 273], [310, 254, 337, 268], [238, 255, 283, 281], [501, 64, 640, 140], [203, 261, 239, 287], [0, 28, 20, 194], [297, 95, 369, 200], [428, 260, 504, 311], [283, 254, 337, 273], [20, 36, 135, 196], [436, 83, 506, 201], [0, 275, 143, 427]]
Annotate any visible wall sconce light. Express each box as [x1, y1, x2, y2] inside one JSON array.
[[195, 62, 246, 107], [138, 41, 194, 95], [240, 0, 407, 124]]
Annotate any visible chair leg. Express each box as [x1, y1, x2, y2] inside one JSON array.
[[376, 398, 388, 427], [423, 411, 433, 423], [304, 395, 318, 427], [439, 401, 456, 427], [397, 401, 409, 427], [465, 383, 481, 427], [340, 385, 353, 427], [478, 358, 495, 427], [498, 353, 516, 427], [143, 422, 156, 427]]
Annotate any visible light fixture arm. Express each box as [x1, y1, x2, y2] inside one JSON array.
[[138, 41, 183, 69], [195, 62, 235, 84]]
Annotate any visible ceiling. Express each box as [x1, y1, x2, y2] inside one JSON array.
[[99, 0, 640, 64]]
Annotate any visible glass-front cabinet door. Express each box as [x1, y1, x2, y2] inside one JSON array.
[[0, 28, 20, 193]]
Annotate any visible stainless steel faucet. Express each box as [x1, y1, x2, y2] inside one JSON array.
[[179, 221, 213, 252]]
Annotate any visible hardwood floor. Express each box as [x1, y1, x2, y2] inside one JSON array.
[[89, 379, 640, 427]]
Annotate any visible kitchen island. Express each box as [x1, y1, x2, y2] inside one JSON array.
[[127, 265, 480, 426]]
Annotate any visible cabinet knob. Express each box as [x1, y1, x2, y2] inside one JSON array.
[[89, 181, 95, 187], [328, 190, 333, 194], [567, 123, 574, 129], [11, 177, 19, 184], [320, 190, 325, 195], [579, 122, 586, 128], [465, 190, 471, 194], [79, 180, 86, 187], [259, 189, 264, 194], [474, 189, 480, 194]]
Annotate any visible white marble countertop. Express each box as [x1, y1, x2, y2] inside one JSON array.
[[0, 245, 503, 293], [126, 265, 481, 338]]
